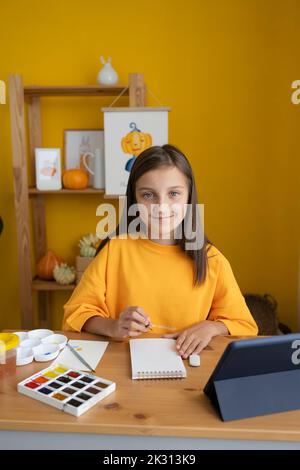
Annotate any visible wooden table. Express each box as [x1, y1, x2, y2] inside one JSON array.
[[1, 332, 300, 450]]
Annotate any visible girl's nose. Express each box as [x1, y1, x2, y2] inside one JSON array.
[[152, 202, 171, 217], [156, 194, 168, 205]]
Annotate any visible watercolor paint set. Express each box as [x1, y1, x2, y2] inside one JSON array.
[[17, 363, 116, 416]]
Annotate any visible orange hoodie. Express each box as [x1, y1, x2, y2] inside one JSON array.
[[63, 237, 258, 336]]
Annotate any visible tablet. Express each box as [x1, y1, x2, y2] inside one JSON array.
[[204, 333, 300, 421]]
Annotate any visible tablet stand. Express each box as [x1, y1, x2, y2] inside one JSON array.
[[212, 369, 300, 421]]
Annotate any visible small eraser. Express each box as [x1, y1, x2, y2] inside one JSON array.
[[189, 354, 200, 367]]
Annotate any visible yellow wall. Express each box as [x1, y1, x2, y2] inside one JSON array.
[[0, 0, 299, 330]]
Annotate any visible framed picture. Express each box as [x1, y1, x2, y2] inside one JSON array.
[[102, 107, 170, 195], [35, 148, 62, 190], [64, 129, 105, 187]]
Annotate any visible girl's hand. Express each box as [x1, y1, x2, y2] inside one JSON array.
[[111, 305, 151, 338], [163, 320, 229, 358]]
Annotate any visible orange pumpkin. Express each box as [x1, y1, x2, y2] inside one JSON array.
[[36, 250, 64, 280], [62, 169, 89, 189], [121, 122, 152, 157]]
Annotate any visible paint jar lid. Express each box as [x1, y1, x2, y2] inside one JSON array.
[[0, 333, 20, 351]]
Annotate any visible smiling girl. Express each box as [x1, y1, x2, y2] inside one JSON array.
[[63, 145, 257, 357]]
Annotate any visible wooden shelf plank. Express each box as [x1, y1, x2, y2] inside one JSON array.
[[28, 187, 105, 195], [103, 194, 124, 199], [24, 85, 129, 97], [32, 278, 76, 291]]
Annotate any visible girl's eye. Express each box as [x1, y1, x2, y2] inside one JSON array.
[[140, 191, 181, 199], [142, 192, 154, 200]]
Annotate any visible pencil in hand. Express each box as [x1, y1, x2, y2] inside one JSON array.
[[145, 324, 177, 332]]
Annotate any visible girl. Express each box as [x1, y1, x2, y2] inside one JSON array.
[[63, 145, 258, 358]]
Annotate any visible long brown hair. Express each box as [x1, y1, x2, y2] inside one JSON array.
[[96, 144, 211, 286]]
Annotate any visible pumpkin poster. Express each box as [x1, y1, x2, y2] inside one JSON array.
[[102, 107, 170, 195]]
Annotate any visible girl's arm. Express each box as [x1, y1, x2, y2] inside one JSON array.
[[83, 316, 116, 337], [62, 244, 150, 337], [83, 306, 151, 338], [164, 251, 258, 357], [62, 244, 110, 333], [207, 252, 258, 336], [164, 320, 229, 358]]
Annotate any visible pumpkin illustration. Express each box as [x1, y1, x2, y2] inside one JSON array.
[[36, 250, 64, 280], [53, 263, 76, 285], [121, 122, 152, 157], [62, 169, 89, 189], [121, 123, 152, 173]]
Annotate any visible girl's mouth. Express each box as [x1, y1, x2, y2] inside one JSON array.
[[152, 215, 174, 220]]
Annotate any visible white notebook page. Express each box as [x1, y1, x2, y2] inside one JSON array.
[[129, 338, 187, 379], [53, 340, 108, 371]]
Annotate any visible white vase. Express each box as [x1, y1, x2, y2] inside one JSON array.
[[81, 148, 105, 189], [97, 56, 119, 85]]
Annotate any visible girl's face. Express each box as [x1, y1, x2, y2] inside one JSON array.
[[135, 165, 189, 241]]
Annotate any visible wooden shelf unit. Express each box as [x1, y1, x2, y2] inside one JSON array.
[[9, 73, 146, 329], [24, 84, 129, 98], [28, 187, 106, 195], [28, 187, 120, 199], [32, 278, 76, 291]]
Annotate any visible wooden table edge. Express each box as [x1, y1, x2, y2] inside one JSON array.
[[1, 420, 300, 443]]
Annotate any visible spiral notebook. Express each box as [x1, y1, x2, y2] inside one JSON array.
[[129, 338, 187, 379]]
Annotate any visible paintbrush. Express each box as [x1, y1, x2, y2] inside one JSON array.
[[66, 341, 95, 372], [145, 323, 176, 332]]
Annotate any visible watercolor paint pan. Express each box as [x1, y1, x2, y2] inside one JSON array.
[[17, 363, 116, 417]]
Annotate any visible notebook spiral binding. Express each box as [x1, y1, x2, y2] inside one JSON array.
[[137, 370, 184, 379]]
